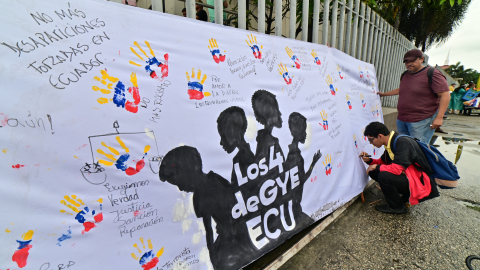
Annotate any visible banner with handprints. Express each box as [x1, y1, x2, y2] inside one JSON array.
[[0, 0, 384, 269]]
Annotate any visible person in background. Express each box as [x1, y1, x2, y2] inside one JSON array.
[[122, 0, 137, 6], [207, 0, 228, 24], [467, 81, 476, 91], [182, 7, 187, 17], [196, 0, 209, 21], [449, 84, 467, 114], [378, 49, 450, 144], [449, 83, 456, 93]]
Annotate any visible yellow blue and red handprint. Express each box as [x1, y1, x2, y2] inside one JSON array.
[[325, 75, 338, 96], [346, 94, 352, 110], [286, 46, 301, 69], [360, 93, 366, 108], [186, 68, 209, 100], [320, 110, 328, 130], [323, 154, 333, 175], [60, 195, 103, 234], [311, 49, 321, 65], [129, 41, 169, 81], [208, 38, 226, 64], [337, 65, 344, 79], [92, 70, 141, 113], [246, 34, 262, 59], [278, 63, 293, 85], [12, 230, 34, 268], [131, 238, 164, 270], [97, 136, 150, 176]]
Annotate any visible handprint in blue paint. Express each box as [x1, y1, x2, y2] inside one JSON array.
[[286, 46, 301, 69], [92, 70, 141, 113], [208, 38, 226, 63], [323, 154, 333, 175], [278, 63, 293, 85], [131, 238, 164, 270], [325, 75, 338, 96], [311, 49, 321, 65], [60, 195, 103, 234], [320, 110, 328, 130], [246, 34, 262, 59], [186, 68, 209, 100], [129, 41, 169, 81]]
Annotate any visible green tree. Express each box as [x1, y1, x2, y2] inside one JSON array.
[[445, 62, 479, 84]]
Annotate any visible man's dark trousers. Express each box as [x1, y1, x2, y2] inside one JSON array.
[[369, 170, 410, 209]]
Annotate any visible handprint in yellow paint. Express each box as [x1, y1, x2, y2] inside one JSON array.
[[323, 154, 333, 175], [246, 34, 263, 59], [96, 136, 150, 176], [311, 49, 321, 65], [208, 38, 226, 64], [129, 41, 169, 80], [60, 195, 103, 234], [325, 75, 338, 96], [92, 70, 140, 113], [131, 238, 165, 270], [278, 63, 293, 85], [186, 68, 209, 100], [286, 46, 301, 69]]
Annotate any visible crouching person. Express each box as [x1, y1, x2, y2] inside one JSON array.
[[360, 122, 439, 214]]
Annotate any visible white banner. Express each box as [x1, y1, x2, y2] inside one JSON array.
[[0, 1, 384, 269]]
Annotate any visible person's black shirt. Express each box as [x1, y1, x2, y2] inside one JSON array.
[[196, 9, 208, 21]]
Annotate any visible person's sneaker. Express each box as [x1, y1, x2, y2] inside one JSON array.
[[375, 204, 408, 215]]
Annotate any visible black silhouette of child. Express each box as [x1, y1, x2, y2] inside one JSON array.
[[284, 112, 321, 228], [159, 146, 247, 269], [251, 90, 284, 168], [217, 106, 255, 189]]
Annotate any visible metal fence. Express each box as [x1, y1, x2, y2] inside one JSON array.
[[109, 0, 416, 108]]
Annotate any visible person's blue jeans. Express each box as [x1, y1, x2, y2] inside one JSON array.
[[396, 112, 438, 144]]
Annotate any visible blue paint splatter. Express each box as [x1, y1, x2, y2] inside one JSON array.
[[115, 153, 130, 171], [139, 250, 154, 265], [57, 228, 72, 246], [187, 82, 203, 92], [210, 49, 220, 56], [16, 239, 32, 249], [75, 210, 86, 223], [145, 57, 161, 75], [100, 204, 103, 210], [113, 81, 126, 108]]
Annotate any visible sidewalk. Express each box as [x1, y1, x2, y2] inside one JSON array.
[[246, 113, 480, 269]]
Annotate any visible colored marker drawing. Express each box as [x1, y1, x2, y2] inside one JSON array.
[[323, 154, 333, 175], [246, 34, 262, 59], [96, 136, 150, 176], [360, 93, 366, 107], [320, 110, 328, 130], [12, 230, 34, 268], [325, 75, 338, 96], [337, 65, 344, 79], [186, 68, 209, 100], [129, 41, 169, 80], [311, 49, 321, 65], [346, 94, 352, 110], [60, 195, 103, 234], [278, 63, 293, 85], [92, 70, 140, 113], [131, 238, 164, 270], [208, 38, 226, 64], [286, 46, 301, 69]]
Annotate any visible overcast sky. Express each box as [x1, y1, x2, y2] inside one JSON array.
[[425, 0, 480, 72]]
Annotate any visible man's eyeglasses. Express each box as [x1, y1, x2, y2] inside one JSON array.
[[367, 136, 376, 143]]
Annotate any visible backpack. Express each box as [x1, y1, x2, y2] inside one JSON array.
[[400, 66, 435, 85], [393, 135, 460, 189]]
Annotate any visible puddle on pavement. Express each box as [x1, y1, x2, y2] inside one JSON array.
[[428, 135, 480, 183]]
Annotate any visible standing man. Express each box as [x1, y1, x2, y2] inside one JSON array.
[[379, 49, 450, 144]]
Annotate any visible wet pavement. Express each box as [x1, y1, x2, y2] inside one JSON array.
[[246, 113, 480, 270]]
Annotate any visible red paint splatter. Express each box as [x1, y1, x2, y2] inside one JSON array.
[[94, 213, 103, 223], [188, 90, 204, 100], [125, 160, 145, 176], [0, 113, 8, 126], [34, 164, 40, 166], [125, 87, 140, 113], [133, 210, 141, 217], [12, 245, 32, 268], [76, 144, 88, 151], [142, 257, 159, 270], [82, 222, 96, 233], [12, 164, 26, 169]]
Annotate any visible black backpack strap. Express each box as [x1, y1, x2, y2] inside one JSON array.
[[400, 70, 408, 81], [427, 67, 434, 85]]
